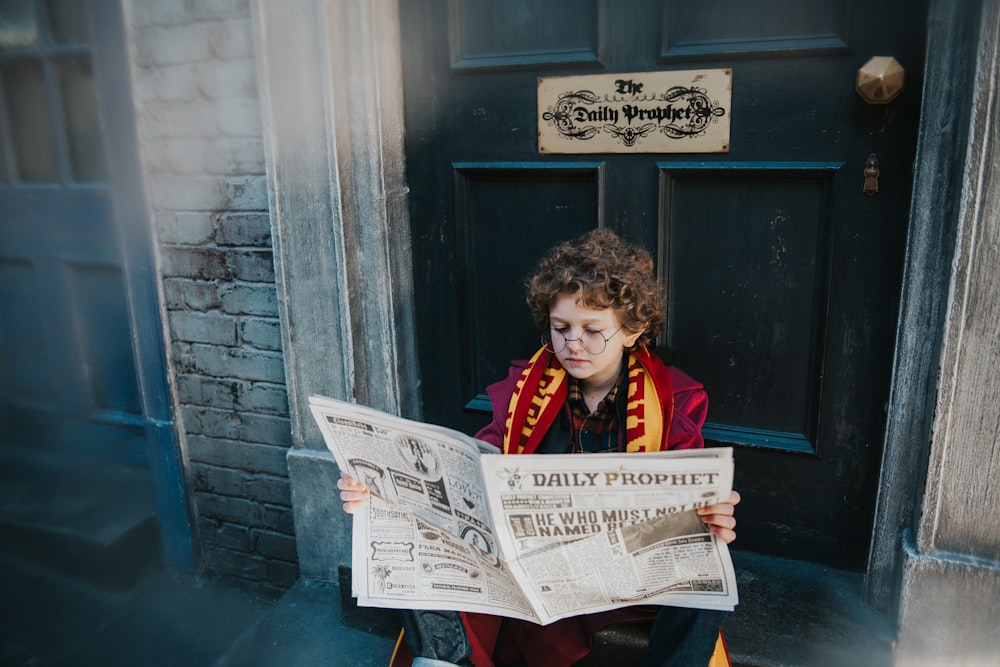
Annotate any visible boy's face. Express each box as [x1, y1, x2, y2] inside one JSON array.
[[548, 292, 644, 392]]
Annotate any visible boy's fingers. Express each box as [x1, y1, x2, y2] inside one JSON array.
[[700, 514, 736, 531], [709, 525, 737, 544]]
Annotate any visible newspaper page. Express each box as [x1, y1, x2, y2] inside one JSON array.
[[308, 395, 738, 625], [309, 396, 538, 621], [479, 450, 738, 622], [309, 395, 500, 540]]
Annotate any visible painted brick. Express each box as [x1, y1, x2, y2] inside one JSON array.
[[217, 98, 261, 137], [170, 311, 239, 346], [251, 529, 298, 562], [129, 2, 190, 28], [175, 342, 285, 382], [239, 317, 282, 351], [229, 250, 275, 282], [178, 375, 241, 409], [134, 63, 200, 103], [142, 100, 219, 138], [177, 375, 288, 415], [196, 493, 294, 538], [151, 175, 265, 212], [246, 475, 292, 507], [163, 279, 220, 311], [220, 283, 279, 316], [181, 405, 291, 447], [133, 24, 213, 67], [150, 175, 228, 211], [202, 542, 269, 581], [129, 0, 290, 589], [193, 464, 289, 509], [207, 18, 255, 60], [224, 176, 269, 210], [186, 435, 289, 477], [237, 412, 293, 447], [182, 405, 239, 438], [161, 246, 231, 280], [198, 491, 294, 536], [147, 137, 264, 176], [198, 517, 251, 552], [196, 492, 260, 526], [259, 503, 296, 534], [217, 212, 272, 247], [191, 0, 251, 23], [266, 559, 300, 589], [205, 59, 258, 100], [241, 382, 288, 415], [192, 462, 247, 497], [148, 138, 215, 176], [206, 138, 266, 175], [156, 211, 215, 244]]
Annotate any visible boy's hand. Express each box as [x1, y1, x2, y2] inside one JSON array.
[[696, 490, 741, 544], [337, 471, 370, 514]]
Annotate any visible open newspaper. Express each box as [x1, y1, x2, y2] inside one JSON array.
[[309, 395, 738, 625]]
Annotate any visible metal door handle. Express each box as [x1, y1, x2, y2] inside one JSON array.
[[863, 154, 880, 195], [856, 57, 904, 104]]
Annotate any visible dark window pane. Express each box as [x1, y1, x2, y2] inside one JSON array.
[[47, 0, 88, 45], [0, 0, 39, 50], [4, 59, 59, 181], [57, 55, 106, 182], [0, 259, 51, 400], [71, 264, 141, 415]]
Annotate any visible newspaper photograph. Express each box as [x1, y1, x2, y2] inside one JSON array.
[[309, 395, 739, 625], [480, 451, 738, 618]]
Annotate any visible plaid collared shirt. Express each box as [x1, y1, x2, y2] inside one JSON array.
[[566, 370, 625, 453]]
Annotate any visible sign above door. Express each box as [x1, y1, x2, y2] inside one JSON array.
[[538, 69, 731, 154]]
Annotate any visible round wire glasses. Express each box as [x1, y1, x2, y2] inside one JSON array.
[[541, 326, 623, 355]]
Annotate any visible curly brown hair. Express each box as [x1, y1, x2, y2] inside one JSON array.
[[526, 228, 666, 347]]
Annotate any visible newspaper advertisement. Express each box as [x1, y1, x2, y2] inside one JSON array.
[[309, 395, 738, 625]]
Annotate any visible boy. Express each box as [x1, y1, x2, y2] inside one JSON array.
[[340, 228, 739, 667]]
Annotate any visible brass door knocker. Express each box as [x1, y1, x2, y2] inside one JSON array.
[[863, 153, 880, 195]]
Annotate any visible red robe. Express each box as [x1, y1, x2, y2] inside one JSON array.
[[393, 350, 708, 667]]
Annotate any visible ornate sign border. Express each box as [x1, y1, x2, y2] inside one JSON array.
[[538, 69, 732, 154]]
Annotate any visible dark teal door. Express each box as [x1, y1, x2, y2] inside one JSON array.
[[0, 0, 143, 462], [0, 1, 191, 565], [401, 0, 926, 569]]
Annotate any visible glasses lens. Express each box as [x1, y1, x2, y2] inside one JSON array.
[[542, 331, 562, 353], [581, 331, 607, 355], [543, 330, 612, 354]]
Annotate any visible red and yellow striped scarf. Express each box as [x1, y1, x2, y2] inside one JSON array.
[[502, 345, 674, 455]]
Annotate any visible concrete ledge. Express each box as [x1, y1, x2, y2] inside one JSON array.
[[559, 550, 896, 667], [895, 535, 1000, 665], [720, 551, 894, 667], [0, 450, 161, 590], [288, 448, 351, 581], [215, 577, 398, 667], [583, 551, 894, 666]]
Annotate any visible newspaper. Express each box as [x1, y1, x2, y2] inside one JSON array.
[[309, 394, 739, 625]]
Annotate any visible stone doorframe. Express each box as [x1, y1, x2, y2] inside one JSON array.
[[252, 0, 421, 574], [252, 0, 1000, 658]]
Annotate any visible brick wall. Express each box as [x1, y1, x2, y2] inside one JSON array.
[[127, 0, 297, 592]]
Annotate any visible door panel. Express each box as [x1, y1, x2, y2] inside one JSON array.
[[449, 0, 604, 71], [454, 164, 603, 416], [661, 0, 849, 58], [402, 0, 926, 569], [663, 164, 839, 454], [0, 0, 144, 465]]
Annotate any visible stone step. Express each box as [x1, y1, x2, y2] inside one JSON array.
[[230, 550, 894, 666], [214, 577, 398, 667], [584, 550, 895, 667], [0, 449, 161, 590]]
